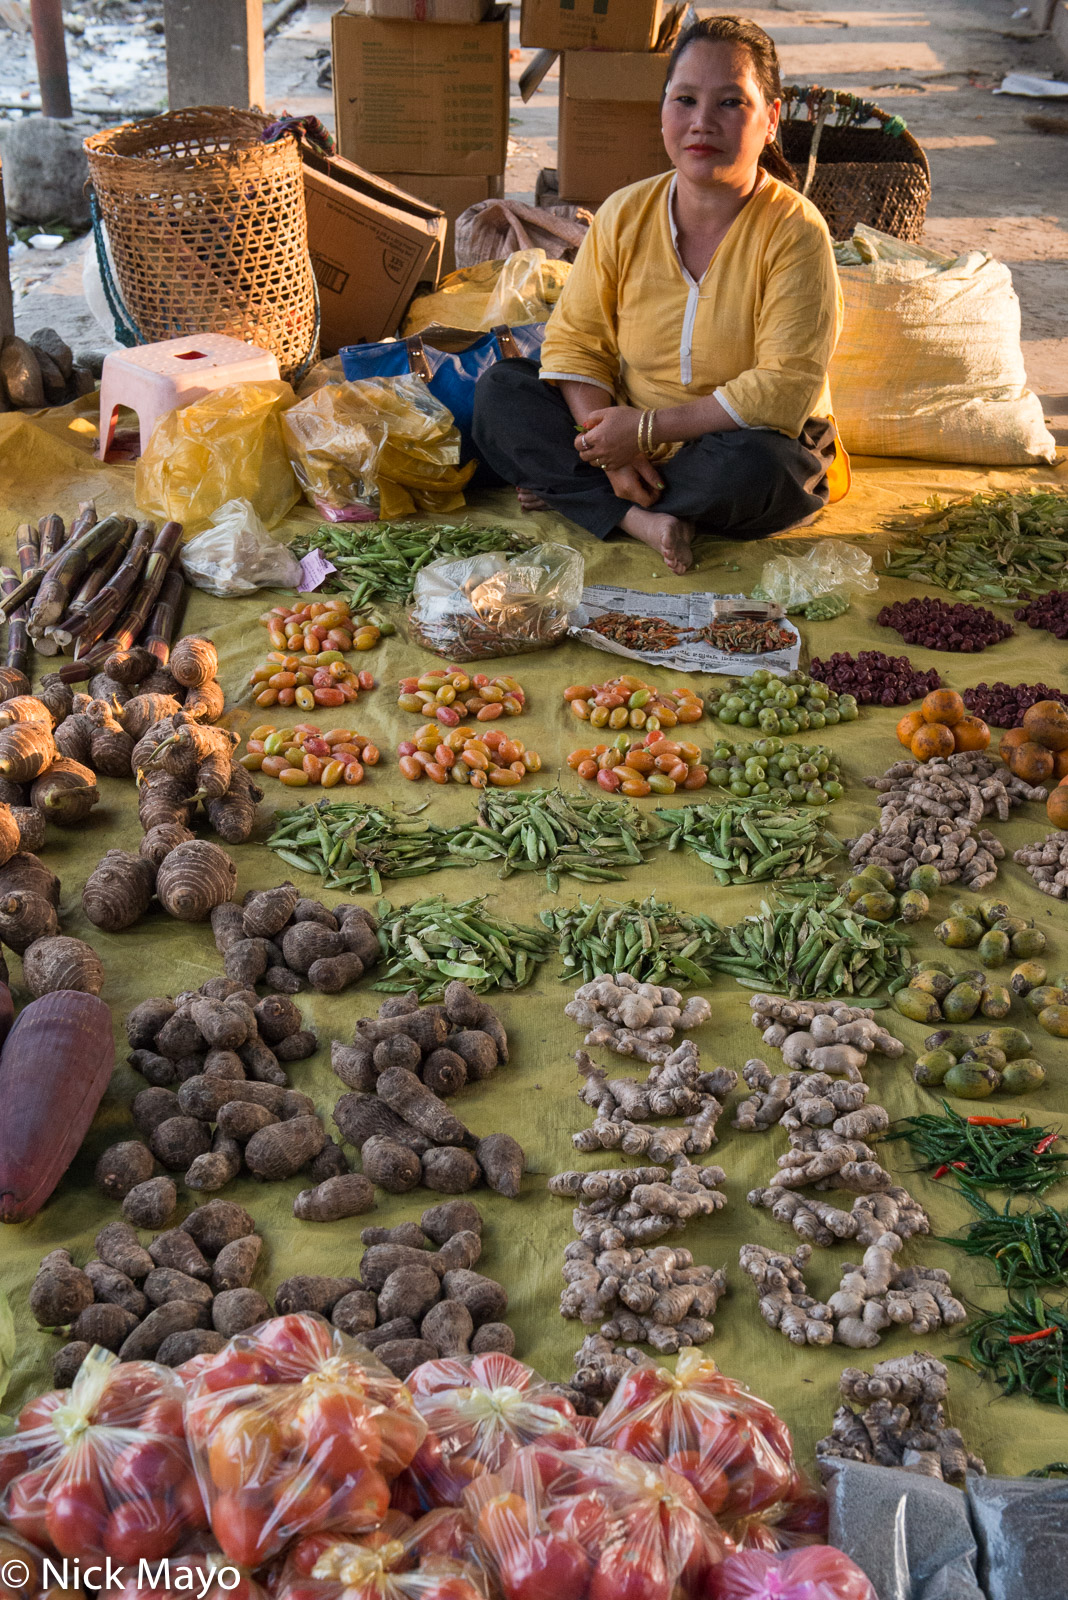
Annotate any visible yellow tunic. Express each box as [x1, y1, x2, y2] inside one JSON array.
[[539, 171, 843, 441]]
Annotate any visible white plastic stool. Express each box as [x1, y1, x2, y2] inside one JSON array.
[[97, 333, 280, 461]]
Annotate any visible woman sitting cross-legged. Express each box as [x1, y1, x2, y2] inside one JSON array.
[[471, 15, 850, 576]]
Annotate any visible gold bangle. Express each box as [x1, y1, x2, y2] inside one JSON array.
[[638, 408, 653, 454], [646, 409, 658, 452]]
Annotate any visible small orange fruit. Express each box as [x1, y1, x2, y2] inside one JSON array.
[[921, 689, 965, 727], [911, 722, 956, 762], [952, 715, 991, 753], [999, 726, 1030, 764], [1047, 784, 1068, 829], [1008, 740, 1055, 784], [1023, 700, 1068, 752], [896, 709, 926, 748], [1053, 748, 1068, 779]]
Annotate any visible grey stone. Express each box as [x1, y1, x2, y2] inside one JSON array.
[[69, 365, 96, 399], [31, 327, 73, 381], [33, 347, 66, 402], [0, 337, 44, 408], [73, 347, 110, 379], [0, 118, 91, 229]]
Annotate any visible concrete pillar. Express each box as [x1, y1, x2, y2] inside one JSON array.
[[163, 0, 266, 111], [0, 159, 14, 343]]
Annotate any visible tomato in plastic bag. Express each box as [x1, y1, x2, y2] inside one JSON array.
[[465, 1443, 731, 1600], [184, 1315, 427, 1567], [729, 1487, 828, 1553], [281, 1509, 487, 1600], [111, 1545, 269, 1600], [590, 1351, 797, 1522], [706, 1546, 877, 1599], [401, 1354, 585, 1510], [0, 1349, 199, 1563]]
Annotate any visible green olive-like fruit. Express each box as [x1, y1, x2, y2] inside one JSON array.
[[979, 898, 1012, 927], [913, 1049, 956, 1086], [958, 969, 988, 989], [925, 1029, 966, 1058], [1011, 927, 1048, 959], [979, 984, 1012, 1020], [993, 915, 1030, 938], [942, 982, 982, 1023], [977, 929, 1011, 966], [912, 959, 953, 975], [960, 1044, 1008, 1071], [1011, 961, 1048, 997], [976, 1027, 1033, 1061], [894, 987, 944, 1024], [855, 891, 898, 923], [1025, 985, 1068, 1016], [1000, 1059, 1046, 1095], [909, 865, 942, 895], [944, 1061, 998, 1099], [935, 916, 985, 949], [854, 862, 896, 892], [898, 890, 930, 925], [910, 969, 955, 1000], [948, 899, 975, 919], [1037, 1004, 1068, 1039]]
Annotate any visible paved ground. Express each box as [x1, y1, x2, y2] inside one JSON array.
[[4, 0, 1066, 442]]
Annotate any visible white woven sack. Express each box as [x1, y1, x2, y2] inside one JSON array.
[[829, 229, 1055, 465]]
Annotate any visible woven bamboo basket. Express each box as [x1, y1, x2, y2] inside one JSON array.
[[85, 107, 318, 379], [778, 87, 930, 242]]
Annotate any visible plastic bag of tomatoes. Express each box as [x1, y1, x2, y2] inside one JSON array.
[[590, 1351, 798, 1527], [184, 1314, 427, 1568], [465, 1443, 731, 1600], [728, 1487, 828, 1553], [398, 1353, 585, 1511], [0, 1348, 200, 1563], [111, 1546, 269, 1600], [282, 1508, 488, 1600], [0, 1520, 49, 1600], [706, 1547, 877, 1599]]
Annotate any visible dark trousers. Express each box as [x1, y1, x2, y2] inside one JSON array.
[[471, 358, 834, 542]]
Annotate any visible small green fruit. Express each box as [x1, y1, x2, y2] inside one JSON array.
[[855, 891, 898, 923], [898, 890, 930, 925], [911, 970, 955, 999], [935, 916, 984, 949], [909, 865, 942, 895], [979, 984, 1012, 1020], [913, 1049, 956, 1086], [993, 915, 1030, 937], [979, 898, 1012, 927], [960, 1044, 1008, 1071], [894, 987, 944, 1024], [925, 1029, 966, 1058], [943, 982, 982, 1023], [976, 1027, 1032, 1061], [855, 863, 896, 892], [944, 1061, 998, 1099], [949, 899, 975, 919], [1000, 1059, 1046, 1095], [1025, 985, 1067, 1016], [977, 929, 1011, 966], [1037, 1004, 1068, 1038], [1011, 927, 1048, 959], [1011, 961, 1048, 997], [912, 959, 953, 975]]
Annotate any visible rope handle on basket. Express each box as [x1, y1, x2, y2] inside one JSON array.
[[89, 186, 143, 348]]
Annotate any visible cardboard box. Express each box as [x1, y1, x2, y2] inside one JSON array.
[[520, 0, 662, 52], [558, 48, 672, 206], [333, 8, 509, 177], [379, 172, 504, 273], [346, 0, 493, 20], [302, 151, 446, 352]]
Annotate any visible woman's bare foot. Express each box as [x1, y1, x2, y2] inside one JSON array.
[[516, 486, 548, 513], [620, 506, 695, 574]]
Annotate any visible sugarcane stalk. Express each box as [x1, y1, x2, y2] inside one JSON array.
[[16, 522, 40, 584], [109, 521, 184, 653], [142, 559, 186, 664], [64, 522, 154, 645], [68, 501, 97, 542], [24, 513, 126, 637], [37, 513, 65, 562], [58, 647, 111, 684], [1, 568, 28, 678], [58, 517, 137, 639]]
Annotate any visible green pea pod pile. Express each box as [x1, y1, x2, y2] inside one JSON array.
[[289, 521, 535, 607], [540, 894, 722, 987], [883, 488, 1068, 600], [373, 895, 555, 999], [705, 882, 911, 998], [657, 796, 842, 886], [265, 801, 470, 893], [449, 788, 670, 889]]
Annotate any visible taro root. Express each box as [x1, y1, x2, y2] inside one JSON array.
[[170, 636, 219, 689], [102, 646, 156, 686], [155, 1329, 226, 1366], [82, 850, 157, 931], [95, 1221, 153, 1279], [54, 714, 93, 765], [29, 1250, 93, 1325], [71, 1302, 140, 1353], [0, 719, 55, 783], [94, 1140, 155, 1199], [122, 694, 182, 742], [0, 889, 58, 954], [0, 852, 60, 906], [243, 883, 300, 940], [86, 700, 136, 778], [118, 1300, 208, 1361], [138, 771, 192, 832], [207, 763, 262, 845], [243, 1115, 326, 1180], [155, 839, 237, 921], [0, 803, 20, 868], [140, 822, 195, 866], [182, 1198, 254, 1255], [11, 806, 45, 856], [30, 756, 98, 825], [211, 1288, 271, 1336], [122, 1175, 178, 1230], [185, 681, 225, 722], [293, 1173, 375, 1222]]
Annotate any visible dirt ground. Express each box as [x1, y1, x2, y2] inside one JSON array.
[[4, 0, 1066, 443]]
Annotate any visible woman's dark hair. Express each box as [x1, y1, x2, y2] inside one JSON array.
[[663, 16, 797, 187]]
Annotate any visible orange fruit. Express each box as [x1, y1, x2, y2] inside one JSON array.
[[999, 726, 1030, 764], [1023, 700, 1068, 751], [1008, 740, 1055, 784], [1047, 785, 1068, 829], [911, 723, 956, 762], [921, 689, 965, 726], [952, 715, 991, 753], [896, 709, 926, 747]]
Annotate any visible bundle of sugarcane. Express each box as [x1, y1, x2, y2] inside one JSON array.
[[0, 505, 187, 675]]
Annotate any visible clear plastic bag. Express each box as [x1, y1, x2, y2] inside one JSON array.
[[0, 1347, 198, 1563], [707, 1547, 879, 1600], [0, 1518, 51, 1598], [112, 1544, 270, 1600], [402, 249, 570, 336], [730, 1488, 828, 1553], [180, 497, 303, 596], [183, 1313, 427, 1568], [280, 1509, 488, 1600], [281, 376, 476, 522], [589, 1351, 798, 1526], [135, 379, 301, 532], [409, 543, 584, 661], [401, 1353, 585, 1510], [464, 1442, 731, 1600], [755, 541, 878, 615]]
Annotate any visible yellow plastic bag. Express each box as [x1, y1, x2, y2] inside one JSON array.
[[135, 380, 300, 532], [281, 373, 475, 521], [402, 248, 571, 335]]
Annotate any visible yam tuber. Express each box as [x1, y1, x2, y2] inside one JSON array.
[[0, 852, 59, 907], [155, 839, 237, 921], [140, 822, 194, 866], [82, 850, 158, 932], [169, 636, 219, 689], [293, 1172, 375, 1221], [360, 1134, 423, 1192], [122, 1175, 178, 1230], [476, 1133, 525, 1198], [30, 756, 97, 825], [421, 1147, 481, 1193], [0, 720, 54, 783], [94, 1140, 155, 1199]]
